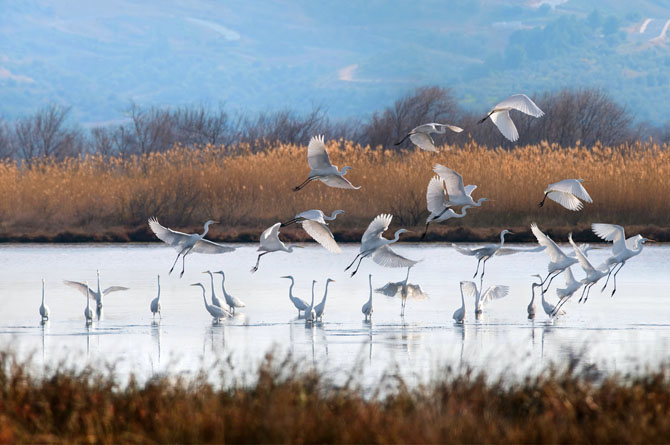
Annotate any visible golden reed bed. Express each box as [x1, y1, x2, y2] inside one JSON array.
[[0, 140, 668, 241]]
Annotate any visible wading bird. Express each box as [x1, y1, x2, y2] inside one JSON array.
[[563, 233, 609, 308], [252, 223, 301, 273], [203, 270, 225, 310], [362, 274, 373, 321], [214, 271, 246, 315], [433, 164, 489, 208], [306, 280, 317, 324], [281, 209, 344, 253], [345, 214, 417, 277], [192, 283, 230, 322], [527, 280, 537, 320], [64, 270, 129, 312], [478, 94, 545, 142], [281, 275, 310, 316], [422, 175, 473, 239], [39, 279, 49, 323], [84, 283, 93, 325], [394, 123, 463, 152], [150, 275, 162, 320], [532, 274, 565, 319], [293, 135, 360, 191], [314, 278, 334, 321], [453, 282, 467, 323], [149, 218, 236, 278], [538, 179, 593, 211], [531, 223, 578, 292], [460, 281, 509, 315]]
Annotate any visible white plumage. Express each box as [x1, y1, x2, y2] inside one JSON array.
[[479, 94, 545, 142], [460, 281, 509, 315], [362, 274, 374, 321], [539, 179, 592, 211], [280, 275, 310, 316], [432, 164, 488, 208], [294, 135, 360, 191], [395, 123, 463, 151], [251, 222, 301, 273]]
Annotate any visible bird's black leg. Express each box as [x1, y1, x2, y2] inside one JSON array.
[[169, 253, 181, 275], [538, 193, 548, 208], [350, 256, 366, 277], [420, 221, 431, 241], [293, 177, 314, 192], [180, 254, 187, 278], [583, 283, 595, 303], [473, 258, 482, 279], [577, 284, 589, 303], [480, 259, 488, 283], [250, 253, 267, 273], [543, 271, 559, 294], [394, 133, 411, 146], [601, 266, 615, 292], [478, 111, 494, 124], [610, 262, 625, 297], [345, 254, 361, 271], [281, 218, 298, 227]]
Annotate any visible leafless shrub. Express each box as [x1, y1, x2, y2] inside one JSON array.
[[13, 104, 83, 161]]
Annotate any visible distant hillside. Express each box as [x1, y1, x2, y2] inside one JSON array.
[[1, 0, 669, 125]]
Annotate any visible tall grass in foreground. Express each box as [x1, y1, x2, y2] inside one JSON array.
[[0, 140, 668, 238], [0, 351, 669, 443]]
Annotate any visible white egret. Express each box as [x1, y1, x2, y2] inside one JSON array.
[[555, 267, 582, 302], [362, 274, 373, 321], [282, 209, 344, 254], [251, 223, 302, 273], [592, 223, 650, 296], [213, 271, 246, 314], [293, 135, 360, 191], [345, 214, 417, 277], [280, 275, 310, 316], [527, 280, 537, 320], [39, 278, 49, 323], [84, 282, 93, 325], [148, 218, 235, 278], [532, 274, 565, 319], [478, 94, 545, 142], [64, 270, 129, 311], [305, 280, 317, 324], [453, 282, 467, 323], [433, 164, 489, 208], [394, 123, 463, 152], [150, 274, 162, 320], [564, 233, 610, 308], [422, 175, 474, 240], [191, 283, 230, 322], [538, 179, 593, 211], [314, 278, 334, 321], [460, 281, 509, 315], [203, 270, 226, 310], [531, 222, 578, 292], [375, 278, 428, 301]]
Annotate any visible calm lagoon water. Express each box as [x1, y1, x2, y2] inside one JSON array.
[[1, 243, 669, 387]]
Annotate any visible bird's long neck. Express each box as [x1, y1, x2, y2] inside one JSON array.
[[201, 288, 208, 307], [455, 206, 471, 218], [475, 198, 487, 207], [322, 281, 331, 302], [202, 222, 211, 237], [325, 211, 339, 221], [310, 282, 315, 307], [41, 282, 45, 305], [286, 245, 296, 253], [459, 287, 465, 308], [86, 291, 90, 310], [220, 274, 229, 297], [499, 231, 508, 248], [392, 230, 404, 243], [97, 274, 101, 295], [530, 284, 536, 304], [157, 277, 161, 301], [367, 276, 373, 304], [207, 273, 215, 295], [287, 278, 294, 299]]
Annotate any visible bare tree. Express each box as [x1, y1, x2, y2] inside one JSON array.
[[0, 118, 15, 159], [13, 104, 83, 161]]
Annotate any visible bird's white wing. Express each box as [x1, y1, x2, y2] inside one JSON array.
[[63, 280, 96, 300], [375, 281, 402, 296], [301, 220, 341, 253], [362, 214, 392, 244], [409, 133, 436, 151], [433, 164, 467, 199], [192, 239, 237, 254], [406, 284, 429, 300], [490, 111, 519, 142], [319, 175, 361, 189], [103, 286, 130, 295], [568, 234, 595, 274], [460, 281, 478, 298], [530, 223, 567, 262], [592, 223, 626, 255], [451, 243, 477, 256], [426, 176, 448, 215], [371, 245, 418, 268], [437, 124, 464, 133], [148, 217, 192, 251], [546, 191, 583, 211], [481, 285, 509, 303], [625, 235, 643, 250], [463, 184, 477, 196], [260, 223, 285, 250], [494, 94, 545, 118], [495, 245, 547, 256], [548, 180, 593, 203], [563, 267, 579, 286], [295, 209, 325, 223], [307, 135, 333, 170]]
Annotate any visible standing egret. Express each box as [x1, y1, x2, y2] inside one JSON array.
[[527, 279, 537, 320], [362, 274, 373, 321], [453, 282, 467, 323], [251, 223, 302, 273], [538, 179, 592, 211], [478, 94, 545, 142], [532, 274, 565, 319], [213, 271, 246, 314], [84, 283, 93, 325], [422, 174, 474, 239], [563, 233, 610, 308], [394, 123, 463, 151], [433, 164, 489, 208], [314, 278, 334, 321], [148, 218, 236, 278], [460, 281, 509, 315], [293, 135, 360, 191], [39, 279, 49, 323], [150, 274, 162, 320], [280, 275, 310, 316], [64, 270, 129, 312], [531, 223, 578, 292], [203, 270, 226, 310], [592, 223, 650, 296], [345, 214, 417, 277], [305, 280, 317, 324], [191, 283, 230, 322], [281, 209, 344, 254]]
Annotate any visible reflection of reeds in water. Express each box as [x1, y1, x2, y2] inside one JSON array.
[[1, 349, 670, 443], [0, 141, 668, 237]]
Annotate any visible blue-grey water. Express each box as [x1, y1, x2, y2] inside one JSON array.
[[0, 243, 668, 387]]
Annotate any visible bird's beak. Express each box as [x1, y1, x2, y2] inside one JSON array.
[[508, 231, 515, 235], [213, 221, 220, 224], [647, 239, 656, 242]]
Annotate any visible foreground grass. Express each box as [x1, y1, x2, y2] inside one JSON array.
[[0, 140, 668, 242], [1, 352, 670, 444]]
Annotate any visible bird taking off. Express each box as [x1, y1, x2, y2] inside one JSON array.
[[293, 135, 360, 191], [538, 179, 592, 211], [478, 94, 544, 142]]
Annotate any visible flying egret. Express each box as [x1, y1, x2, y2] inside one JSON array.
[[538, 179, 593, 211], [64, 270, 129, 311], [362, 274, 373, 321], [555, 267, 582, 302], [251, 223, 302, 273], [314, 278, 334, 321], [148, 218, 235, 278], [562, 233, 610, 309], [213, 271, 246, 315], [453, 282, 467, 323], [150, 274, 162, 320], [305, 280, 317, 324], [394, 123, 463, 151], [84, 282, 93, 325], [191, 283, 230, 322], [280, 275, 310, 316], [460, 281, 509, 315], [282, 209, 344, 253], [433, 164, 489, 208], [531, 222, 578, 292], [592, 223, 650, 296], [203, 270, 226, 310], [345, 214, 417, 277], [478, 94, 545, 142], [293, 135, 360, 191], [39, 279, 49, 323], [532, 274, 565, 319], [422, 175, 474, 240]]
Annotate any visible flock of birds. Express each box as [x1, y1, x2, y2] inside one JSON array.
[[36, 93, 650, 327]]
